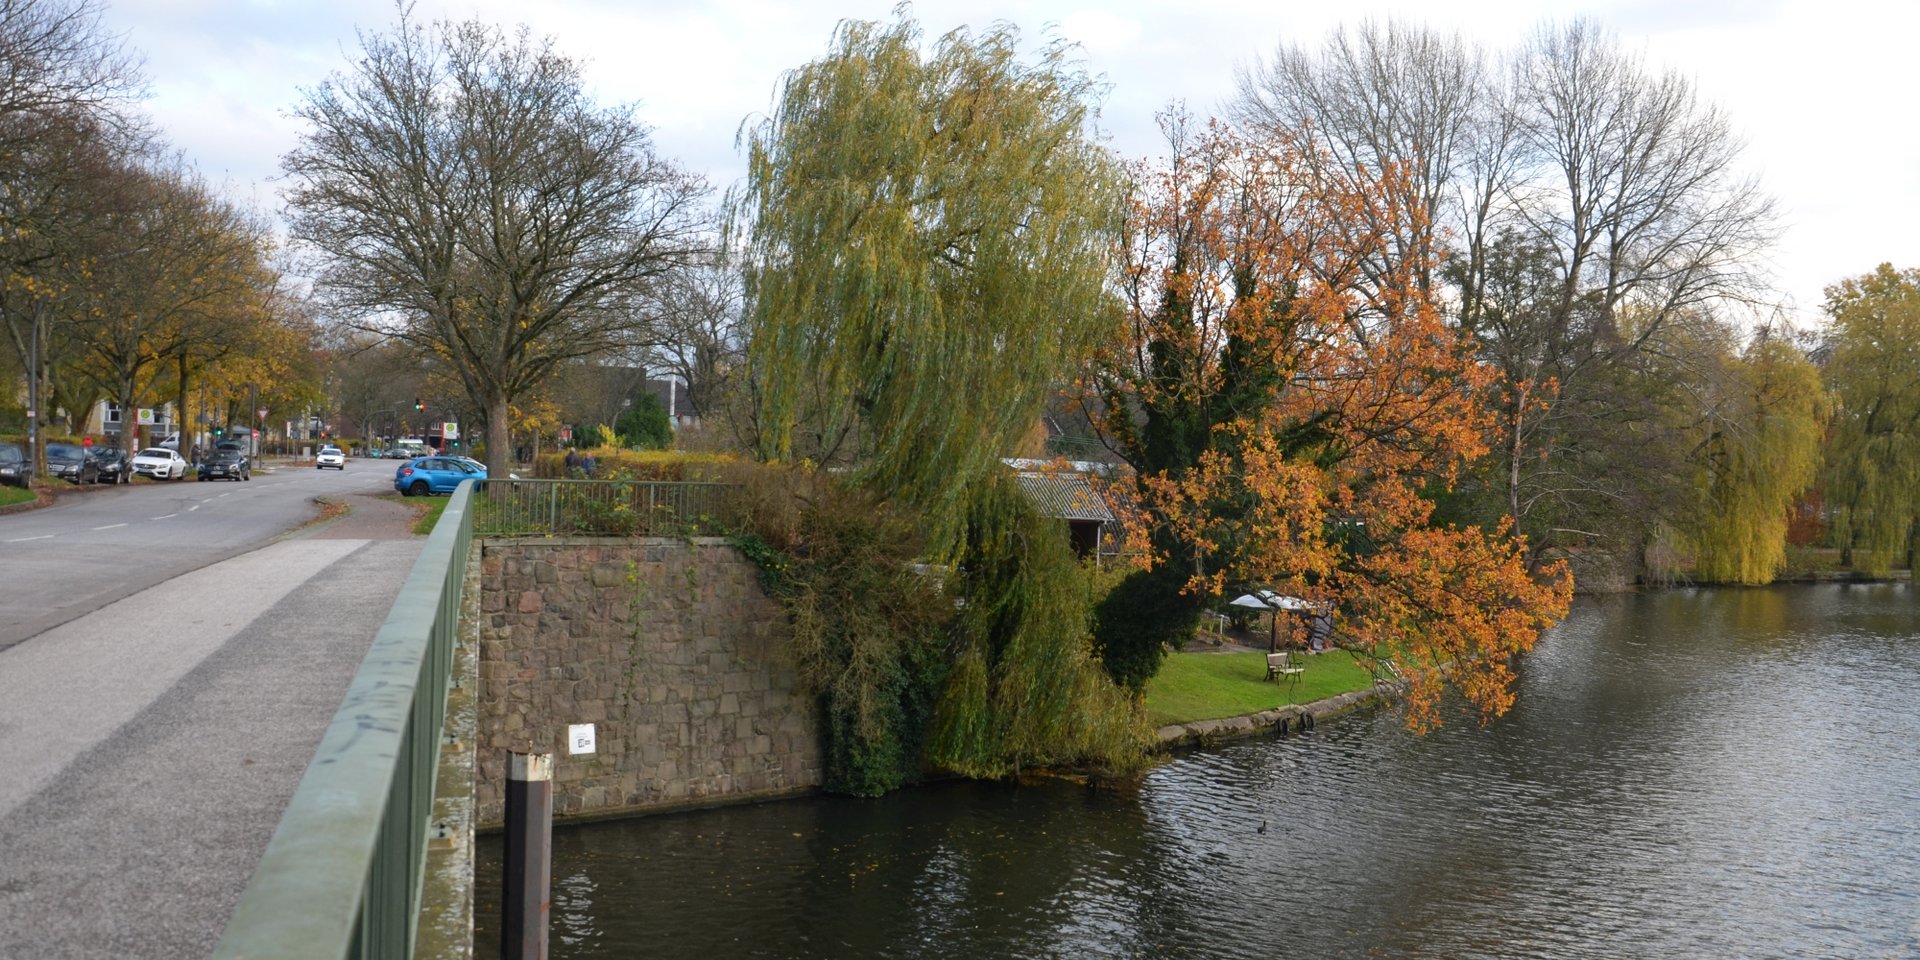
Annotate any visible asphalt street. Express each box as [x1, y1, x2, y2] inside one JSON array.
[[0, 458, 432, 958], [0, 461, 393, 651]]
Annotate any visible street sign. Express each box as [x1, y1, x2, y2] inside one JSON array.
[[137, 408, 156, 425], [256, 407, 268, 419], [442, 422, 459, 440]]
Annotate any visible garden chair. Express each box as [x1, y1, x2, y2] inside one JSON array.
[[1266, 651, 1304, 690]]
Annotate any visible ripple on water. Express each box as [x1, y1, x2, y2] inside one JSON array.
[[475, 583, 1920, 959]]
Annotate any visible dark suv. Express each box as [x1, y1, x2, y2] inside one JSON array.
[[0, 442, 26, 488], [45, 442, 99, 484], [197, 447, 251, 482]]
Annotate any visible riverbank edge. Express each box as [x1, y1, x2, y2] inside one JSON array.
[[1153, 679, 1404, 749], [467, 682, 1406, 839]]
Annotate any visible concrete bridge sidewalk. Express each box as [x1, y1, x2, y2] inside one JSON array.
[[0, 495, 426, 959]]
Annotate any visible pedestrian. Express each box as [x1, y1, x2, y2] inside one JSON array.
[[583, 450, 597, 479], [564, 448, 581, 477]]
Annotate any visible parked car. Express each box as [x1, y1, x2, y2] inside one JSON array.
[[393, 455, 486, 496], [131, 447, 188, 480], [316, 445, 346, 470], [88, 448, 131, 484], [0, 441, 27, 488], [197, 448, 251, 481], [45, 442, 99, 484]]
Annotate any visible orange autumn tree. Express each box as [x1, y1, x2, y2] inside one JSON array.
[[1089, 115, 1570, 730]]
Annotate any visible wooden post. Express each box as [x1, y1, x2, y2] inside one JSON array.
[[502, 751, 553, 959]]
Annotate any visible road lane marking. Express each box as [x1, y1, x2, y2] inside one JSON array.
[[152, 513, 177, 520], [188, 505, 200, 512], [92, 523, 128, 531], [5, 535, 53, 543], [219, 493, 230, 498]]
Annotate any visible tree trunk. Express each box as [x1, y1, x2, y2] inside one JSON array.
[[486, 393, 512, 478]]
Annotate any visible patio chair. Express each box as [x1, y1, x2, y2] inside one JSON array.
[[1266, 651, 1305, 689]]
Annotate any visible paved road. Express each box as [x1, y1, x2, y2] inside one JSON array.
[[0, 461, 396, 651], [0, 459, 435, 958]]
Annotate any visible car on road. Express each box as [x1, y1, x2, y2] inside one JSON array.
[[197, 448, 251, 481], [46, 442, 100, 484], [316, 445, 346, 470], [88, 448, 131, 484], [131, 447, 188, 481], [393, 455, 486, 497], [0, 441, 27, 488]]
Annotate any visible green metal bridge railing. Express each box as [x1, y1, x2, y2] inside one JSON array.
[[214, 479, 476, 959], [473, 477, 741, 537]]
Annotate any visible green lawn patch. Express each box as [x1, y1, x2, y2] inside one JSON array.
[[412, 497, 450, 535], [0, 485, 35, 508], [1144, 649, 1379, 727]]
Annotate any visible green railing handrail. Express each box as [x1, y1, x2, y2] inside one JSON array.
[[214, 480, 476, 959], [474, 477, 741, 537]]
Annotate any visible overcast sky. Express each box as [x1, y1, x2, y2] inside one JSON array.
[[97, 0, 1920, 329]]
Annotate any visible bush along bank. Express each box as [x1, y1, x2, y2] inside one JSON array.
[[611, 457, 1155, 797]]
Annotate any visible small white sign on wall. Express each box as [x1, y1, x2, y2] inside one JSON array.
[[567, 723, 597, 755]]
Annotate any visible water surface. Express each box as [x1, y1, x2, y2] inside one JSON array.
[[477, 583, 1920, 958]]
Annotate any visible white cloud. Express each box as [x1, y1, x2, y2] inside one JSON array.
[[92, 0, 1920, 325]]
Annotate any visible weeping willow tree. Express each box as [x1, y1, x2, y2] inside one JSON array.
[[1685, 335, 1828, 583], [733, 13, 1124, 552], [926, 475, 1151, 778], [732, 14, 1142, 792], [1823, 264, 1920, 576]]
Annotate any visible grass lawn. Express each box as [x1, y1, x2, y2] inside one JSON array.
[[1144, 648, 1380, 727], [0, 485, 35, 508], [411, 497, 450, 535]]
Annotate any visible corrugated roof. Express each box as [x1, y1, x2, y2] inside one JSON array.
[[1014, 472, 1115, 522]]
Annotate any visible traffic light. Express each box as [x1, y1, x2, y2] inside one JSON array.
[[213, 427, 224, 436], [413, 398, 424, 412]]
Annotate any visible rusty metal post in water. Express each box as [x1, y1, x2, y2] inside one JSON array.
[[502, 751, 553, 959]]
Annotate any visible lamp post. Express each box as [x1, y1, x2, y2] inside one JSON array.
[[25, 300, 43, 481]]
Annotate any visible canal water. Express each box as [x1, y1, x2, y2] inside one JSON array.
[[475, 583, 1920, 958]]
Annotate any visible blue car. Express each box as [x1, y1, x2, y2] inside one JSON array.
[[393, 455, 486, 496]]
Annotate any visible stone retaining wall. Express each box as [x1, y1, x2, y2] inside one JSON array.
[[474, 537, 821, 827]]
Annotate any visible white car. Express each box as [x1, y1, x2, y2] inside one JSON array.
[[316, 446, 347, 470], [131, 447, 188, 480]]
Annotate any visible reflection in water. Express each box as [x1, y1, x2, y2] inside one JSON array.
[[476, 584, 1920, 958]]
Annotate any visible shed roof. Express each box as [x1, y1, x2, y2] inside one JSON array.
[[1014, 472, 1115, 523]]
